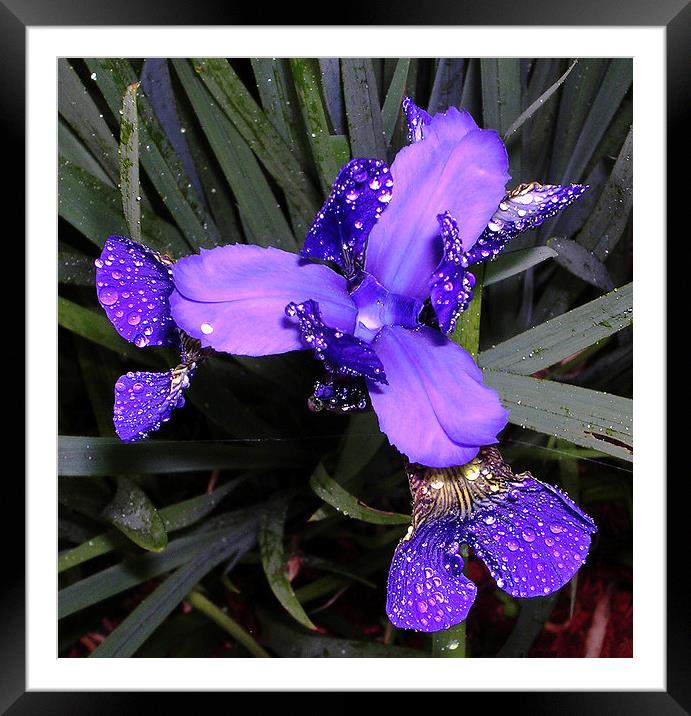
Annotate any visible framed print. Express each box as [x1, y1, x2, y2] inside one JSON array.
[[7, 0, 685, 709]]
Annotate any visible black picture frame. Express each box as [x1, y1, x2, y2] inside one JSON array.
[[9, 0, 683, 710]]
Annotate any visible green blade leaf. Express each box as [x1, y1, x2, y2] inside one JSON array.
[[58, 436, 310, 476], [259, 613, 426, 658], [341, 58, 387, 159], [119, 81, 141, 242], [479, 283, 632, 375], [59, 509, 258, 620], [59, 478, 244, 572], [59, 157, 188, 255], [58, 296, 163, 369], [317, 58, 345, 135], [481, 58, 522, 178], [428, 59, 465, 114], [259, 498, 317, 631], [547, 237, 613, 291], [58, 243, 95, 286], [191, 58, 321, 231], [504, 59, 578, 141], [58, 119, 113, 187], [483, 369, 633, 461], [534, 129, 632, 322], [172, 59, 297, 250], [310, 464, 409, 526], [381, 58, 411, 143], [102, 476, 168, 552], [290, 58, 350, 192], [85, 58, 219, 250], [58, 59, 119, 185], [90, 523, 256, 658], [483, 246, 557, 287], [548, 58, 607, 181], [560, 59, 632, 183]]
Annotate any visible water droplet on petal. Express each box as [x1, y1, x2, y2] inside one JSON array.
[[99, 288, 119, 306]]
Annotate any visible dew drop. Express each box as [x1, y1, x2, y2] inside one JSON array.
[[200, 322, 214, 335], [99, 287, 119, 306]]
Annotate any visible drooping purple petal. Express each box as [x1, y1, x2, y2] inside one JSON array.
[[402, 96, 431, 143], [368, 326, 509, 467], [113, 367, 193, 442], [460, 452, 597, 598], [466, 183, 589, 265], [285, 300, 386, 384], [429, 212, 476, 334], [387, 516, 477, 632], [95, 235, 177, 348], [309, 376, 368, 413], [170, 244, 357, 356], [301, 159, 393, 276], [365, 118, 509, 300]]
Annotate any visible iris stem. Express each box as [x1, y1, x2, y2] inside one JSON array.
[[433, 265, 485, 657]]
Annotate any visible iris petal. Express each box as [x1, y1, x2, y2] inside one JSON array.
[[429, 212, 476, 334], [463, 476, 597, 598], [386, 517, 477, 632], [113, 367, 192, 442], [95, 235, 177, 348], [170, 244, 357, 356], [467, 183, 589, 265], [301, 158, 393, 276], [368, 326, 508, 467], [286, 299, 386, 384], [365, 118, 509, 300], [402, 96, 431, 143]]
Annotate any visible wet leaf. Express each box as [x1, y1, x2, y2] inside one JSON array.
[[479, 283, 632, 375], [310, 464, 409, 526], [259, 497, 317, 630], [119, 81, 141, 242], [102, 476, 168, 552]]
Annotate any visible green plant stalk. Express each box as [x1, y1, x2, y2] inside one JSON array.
[[432, 265, 486, 657], [186, 590, 271, 658]]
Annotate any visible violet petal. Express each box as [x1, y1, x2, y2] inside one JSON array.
[[386, 517, 477, 632], [170, 244, 357, 356], [463, 476, 597, 598], [95, 235, 177, 348], [113, 367, 193, 442], [285, 299, 386, 384], [301, 158, 393, 276], [365, 119, 509, 300], [467, 183, 589, 265], [368, 326, 508, 467]]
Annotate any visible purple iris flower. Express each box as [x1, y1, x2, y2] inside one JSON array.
[[95, 236, 203, 441], [387, 447, 597, 632], [169, 98, 586, 468]]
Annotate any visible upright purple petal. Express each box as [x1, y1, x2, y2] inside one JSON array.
[[367, 326, 509, 467], [170, 244, 357, 356], [95, 235, 177, 348], [387, 517, 477, 632], [113, 366, 193, 441], [459, 448, 597, 598], [285, 300, 386, 384], [429, 212, 476, 334], [402, 96, 431, 143], [301, 159, 393, 276], [365, 117, 509, 300], [466, 183, 589, 265]]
